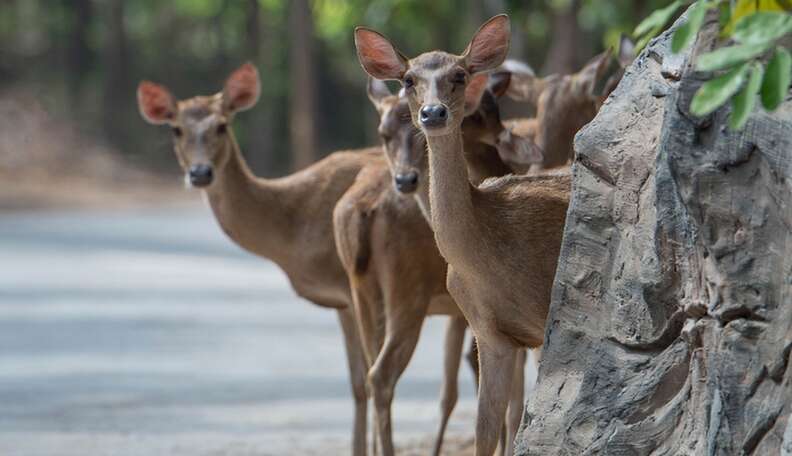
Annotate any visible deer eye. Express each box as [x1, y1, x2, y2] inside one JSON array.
[[171, 127, 183, 137], [403, 75, 415, 89], [216, 123, 228, 134], [452, 71, 466, 84]]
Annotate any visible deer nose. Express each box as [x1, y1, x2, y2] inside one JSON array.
[[394, 171, 419, 194], [419, 104, 448, 128], [189, 164, 213, 187]]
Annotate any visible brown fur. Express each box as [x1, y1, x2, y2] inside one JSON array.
[[138, 64, 379, 456], [355, 16, 571, 456], [333, 76, 527, 455]]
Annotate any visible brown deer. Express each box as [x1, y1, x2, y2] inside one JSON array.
[[502, 36, 635, 170], [354, 15, 572, 456], [334, 76, 538, 456], [137, 63, 379, 456]]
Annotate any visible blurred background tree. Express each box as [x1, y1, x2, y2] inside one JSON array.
[[0, 0, 672, 178]]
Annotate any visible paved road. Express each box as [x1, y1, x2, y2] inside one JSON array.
[[0, 206, 536, 455]]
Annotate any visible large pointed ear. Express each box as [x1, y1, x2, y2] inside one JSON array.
[[463, 14, 511, 75], [489, 71, 512, 99], [575, 48, 614, 98], [618, 34, 636, 68], [496, 129, 544, 166], [354, 28, 408, 81], [137, 81, 177, 125], [367, 77, 392, 112], [222, 62, 261, 114], [463, 73, 490, 115]]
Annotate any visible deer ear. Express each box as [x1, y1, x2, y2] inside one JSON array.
[[223, 62, 261, 113], [463, 15, 510, 74], [463, 73, 490, 116], [354, 28, 408, 81], [576, 48, 614, 98], [367, 77, 392, 111], [137, 81, 177, 125], [618, 34, 636, 68], [496, 129, 544, 166], [489, 71, 512, 99]]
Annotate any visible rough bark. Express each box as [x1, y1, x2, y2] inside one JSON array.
[[516, 11, 792, 456]]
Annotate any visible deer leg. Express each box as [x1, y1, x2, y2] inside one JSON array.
[[466, 335, 480, 390], [337, 307, 370, 456], [473, 334, 517, 456], [432, 316, 467, 456], [368, 299, 426, 456], [504, 349, 527, 456]]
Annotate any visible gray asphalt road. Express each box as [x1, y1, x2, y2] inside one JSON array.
[[0, 206, 527, 455]]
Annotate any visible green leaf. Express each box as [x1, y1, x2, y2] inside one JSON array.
[[725, 0, 790, 35], [760, 47, 792, 110], [696, 42, 772, 71], [634, 0, 684, 37], [729, 63, 763, 129], [691, 63, 750, 116], [672, 1, 709, 53], [732, 11, 792, 45]]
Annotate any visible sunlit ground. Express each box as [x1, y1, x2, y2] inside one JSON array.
[[0, 206, 540, 455]]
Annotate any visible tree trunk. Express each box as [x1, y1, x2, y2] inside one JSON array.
[[241, 0, 275, 175], [516, 10, 792, 455], [102, 0, 129, 146], [288, 0, 317, 170], [541, 0, 584, 75], [65, 0, 94, 102]]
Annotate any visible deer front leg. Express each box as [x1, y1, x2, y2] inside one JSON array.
[[432, 315, 467, 456], [368, 302, 426, 456], [474, 333, 518, 456], [504, 349, 527, 456], [337, 308, 370, 456]]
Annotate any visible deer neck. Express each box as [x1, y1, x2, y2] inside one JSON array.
[[425, 128, 479, 260], [204, 135, 294, 264]]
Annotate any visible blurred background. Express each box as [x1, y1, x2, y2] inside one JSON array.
[[0, 0, 668, 454]]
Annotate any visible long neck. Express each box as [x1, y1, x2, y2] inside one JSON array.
[[204, 134, 295, 264], [425, 129, 479, 258]]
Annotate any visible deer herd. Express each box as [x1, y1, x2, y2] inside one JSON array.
[[137, 14, 633, 456]]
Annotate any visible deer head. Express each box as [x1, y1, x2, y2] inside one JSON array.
[[355, 14, 511, 138], [367, 78, 425, 193], [367, 70, 540, 194], [137, 63, 260, 188], [462, 71, 543, 166]]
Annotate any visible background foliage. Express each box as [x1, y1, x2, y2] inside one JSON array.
[[0, 0, 671, 177]]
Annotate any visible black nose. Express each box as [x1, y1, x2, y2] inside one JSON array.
[[394, 172, 419, 194], [189, 164, 213, 187], [419, 104, 448, 128]]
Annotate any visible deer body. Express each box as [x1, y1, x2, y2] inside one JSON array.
[[206, 140, 380, 309], [138, 65, 379, 456], [335, 75, 540, 455], [354, 16, 571, 455]]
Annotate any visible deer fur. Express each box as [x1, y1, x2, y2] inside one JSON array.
[[503, 37, 634, 169], [354, 15, 572, 456], [333, 75, 537, 456], [137, 63, 379, 456]]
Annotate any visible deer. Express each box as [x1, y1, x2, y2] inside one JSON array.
[[137, 63, 382, 456], [354, 15, 572, 456], [500, 35, 635, 170], [333, 75, 541, 456]]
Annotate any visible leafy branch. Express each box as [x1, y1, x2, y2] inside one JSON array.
[[633, 0, 792, 129]]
